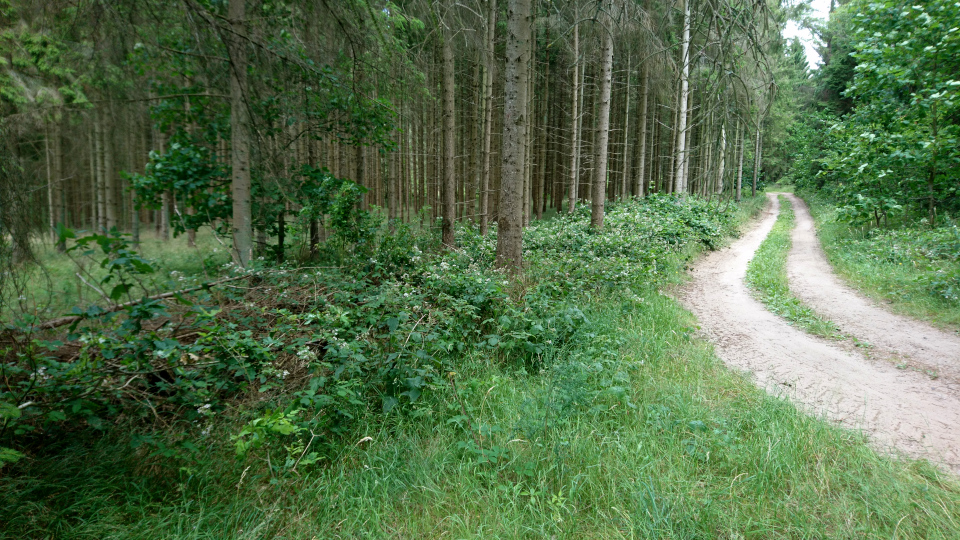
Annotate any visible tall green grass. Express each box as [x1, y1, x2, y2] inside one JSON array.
[[746, 195, 841, 338], [2, 230, 231, 321], [4, 289, 958, 538]]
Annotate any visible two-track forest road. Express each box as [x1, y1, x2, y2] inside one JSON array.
[[679, 193, 960, 473]]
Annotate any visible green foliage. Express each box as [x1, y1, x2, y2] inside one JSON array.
[[6, 195, 960, 537], [60, 227, 157, 303], [813, 5, 859, 114], [804, 0, 960, 221], [5, 268, 960, 538], [802, 196, 960, 329], [784, 110, 840, 191], [298, 165, 374, 246], [1, 194, 745, 480], [129, 143, 230, 237], [519, 194, 741, 293], [834, 192, 902, 227], [0, 401, 22, 469], [0, 16, 88, 110]]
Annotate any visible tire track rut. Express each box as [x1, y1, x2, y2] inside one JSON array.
[[679, 193, 960, 473], [785, 192, 960, 387]]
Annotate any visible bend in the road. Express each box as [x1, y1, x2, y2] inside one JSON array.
[[680, 193, 960, 473]]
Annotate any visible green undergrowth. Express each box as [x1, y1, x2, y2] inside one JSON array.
[[764, 183, 796, 193], [5, 194, 959, 538], [746, 195, 841, 338], [6, 287, 959, 538], [2, 229, 232, 322], [805, 195, 960, 331]]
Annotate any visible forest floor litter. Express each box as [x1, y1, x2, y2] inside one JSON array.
[[680, 193, 960, 473]]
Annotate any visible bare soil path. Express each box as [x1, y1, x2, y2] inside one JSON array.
[[785, 192, 960, 386], [679, 193, 960, 473]]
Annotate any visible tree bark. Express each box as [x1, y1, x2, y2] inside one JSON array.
[[717, 121, 726, 195], [94, 113, 107, 230], [495, 0, 531, 271], [480, 0, 496, 235], [636, 63, 649, 196], [54, 119, 65, 250], [567, 15, 581, 214], [440, 16, 456, 247], [536, 27, 549, 220], [736, 119, 744, 202], [228, 0, 253, 266], [590, 0, 614, 229], [103, 107, 117, 230], [620, 52, 631, 201], [45, 124, 55, 243], [752, 124, 762, 197], [523, 30, 535, 227], [674, 0, 692, 195]]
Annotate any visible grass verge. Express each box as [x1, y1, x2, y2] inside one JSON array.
[[806, 196, 960, 331], [4, 195, 959, 538], [5, 288, 959, 538], [746, 195, 841, 338]]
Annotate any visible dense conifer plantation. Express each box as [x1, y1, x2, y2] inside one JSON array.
[[2, 0, 959, 537]]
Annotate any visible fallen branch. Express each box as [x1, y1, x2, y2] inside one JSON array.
[[28, 274, 253, 331]]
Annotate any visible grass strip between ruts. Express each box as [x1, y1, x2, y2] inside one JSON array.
[[746, 195, 842, 338]]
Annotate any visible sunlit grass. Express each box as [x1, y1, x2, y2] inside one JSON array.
[[4, 196, 959, 538], [3, 229, 232, 321]]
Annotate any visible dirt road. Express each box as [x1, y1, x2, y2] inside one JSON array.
[[785, 193, 960, 386], [680, 193, 960, 473]]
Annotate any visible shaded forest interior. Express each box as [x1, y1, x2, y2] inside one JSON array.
[[1, 0, 795, 270], [3, 0, 960, 536]]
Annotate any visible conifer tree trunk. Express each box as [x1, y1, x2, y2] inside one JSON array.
[[683, 104, 693, 191], [88, 133, 97, 228], [53, 120, 65, 250], [536, 29, 548, 220], [441, 10, 456, 248], [673, 0, 691, 194], [308, 132, 320, 254], [567, 16, 580, 214], [479, 0, 496, 235], [523, 34, 535, 227], [94, 114, 107, 230], [103, 107, 117, 230], [495, 0, 531, 270], [389, 129, 398, 221], [184, 97, 196, 247], [752, 125, 761, 197], [590, 0, 614, 229], [133, 126, 144, 248], [469, 54, 481, 222], [717, 122, 726, 195], [356, 145, 366, 210], [636, 63, 649, 196], [228, 0, 252, 266], [736, 119, 744, 202], [620, 52, 631, 200], [45, 125, 55, 241]]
